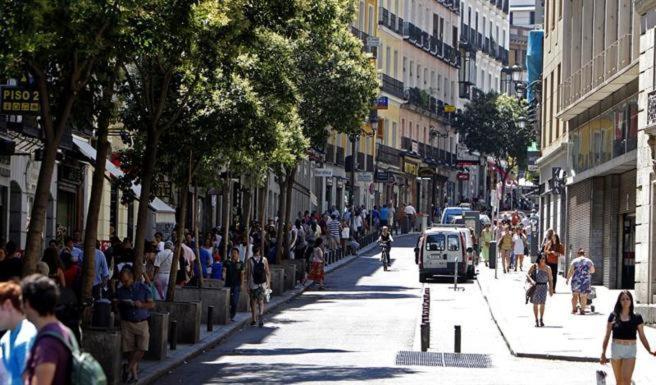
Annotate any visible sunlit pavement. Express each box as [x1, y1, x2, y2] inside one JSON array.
[[155, 235, 617, 384]]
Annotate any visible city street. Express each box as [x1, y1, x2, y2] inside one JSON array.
[[155, 236, 606, 385]]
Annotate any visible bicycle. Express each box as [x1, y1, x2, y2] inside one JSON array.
[[379, 242, 391, 271]]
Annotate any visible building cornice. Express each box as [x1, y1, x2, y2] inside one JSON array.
[[635, 0, 656, 15]]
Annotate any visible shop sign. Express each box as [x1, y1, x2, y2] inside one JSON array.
[[444, 104, 456, 113], [403, 161, 418, 176], [375, 96, 388, 110], [356, 172, 373, 183], [314, 168, 333, 177], [374, 169, 389, 182], [456, 159, 479, 167], [457, 172, 470, 181], [1, 86, 40, 115]]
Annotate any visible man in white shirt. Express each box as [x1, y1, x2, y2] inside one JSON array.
[[388, 202, 396, 234], [154, 241, 176, 299], [404, 203, 416, 232]]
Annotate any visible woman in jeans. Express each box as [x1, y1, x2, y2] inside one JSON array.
[[601, 290, 656, 385], [544, 233, 563, 290]]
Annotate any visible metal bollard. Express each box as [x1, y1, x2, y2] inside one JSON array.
[[207, 306, 214, 332], [421, 322, 430, 352], [170, 321, 178, 351], [454, 325, 461, 353]]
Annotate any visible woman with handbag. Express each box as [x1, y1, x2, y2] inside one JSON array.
[[526, 254, 554, 327], [308, 238, 326, 290], [544, 233, 563, 290]]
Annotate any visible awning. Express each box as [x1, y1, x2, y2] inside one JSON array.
[[73, 136, 176, 215]]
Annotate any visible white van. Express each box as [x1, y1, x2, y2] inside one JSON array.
[[418, 225, 474, 282]]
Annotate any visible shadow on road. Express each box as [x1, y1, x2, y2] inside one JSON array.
[[195, 363, 419, 384]]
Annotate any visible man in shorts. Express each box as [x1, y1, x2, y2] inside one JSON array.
[[115, 265, 154, 383]]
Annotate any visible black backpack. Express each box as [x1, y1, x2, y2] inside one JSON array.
[[251, 257, 266, 285]]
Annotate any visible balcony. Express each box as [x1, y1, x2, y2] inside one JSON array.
[[377, 144, 401, 167], [401, 136, 414, 152], [381, 73, 405, 99], [378, 7, 401, 35], [403, 22, 458, 68], [350, 26, 370, 46], [422, 31, 430, 51], [558, 34, 637, 120], [379, 7, 389, 27]]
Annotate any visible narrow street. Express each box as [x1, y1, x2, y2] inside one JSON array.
[[156, 235, 600, 385]]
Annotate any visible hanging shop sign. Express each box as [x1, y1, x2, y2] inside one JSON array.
[[457, 172, 470, 181], [403, 161, 418, 176], [374, 169, 389, 183], [1, 86, 40, 115], [314, 168, 333, 178], [375, 96, 389, 110], [356, 172, 374, 183]]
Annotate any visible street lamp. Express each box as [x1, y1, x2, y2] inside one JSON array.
[[511, 64, 523, 83], [517, 116, 527, 129]]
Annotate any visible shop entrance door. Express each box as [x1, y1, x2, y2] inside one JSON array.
[[621, 214, 636, 289]]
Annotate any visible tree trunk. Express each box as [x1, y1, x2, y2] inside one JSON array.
[[81, 136, 111, 301], [282, 165, 297, 260], [81, 74, 116, 301], [167, 186, 188, 301], [243, 179, 253, 241], [259, 174, 269, 253], [193, 184, 203, 288], [133, 128, 159, 278], [22, 141, 60, 275], [221, 171, 232, 260], [274, 172, 287, 263]]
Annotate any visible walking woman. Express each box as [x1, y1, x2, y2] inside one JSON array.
[[500, 226, 513, 273], [308, 238, 325, 290], [512, 226, 527, 272], [544, 233, 563, 290], [601, 291, 656, 385], [526, 254, 554, 327], [479, 223, 493, 266]]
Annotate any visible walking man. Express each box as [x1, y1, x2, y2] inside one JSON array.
[[245, 245, 270, 327], [21, 275, 73, 385], [224, 248, 244, 321], [0, 281, 37, 385], [404, 203, 416, 232], [115, 265, 154, 383]]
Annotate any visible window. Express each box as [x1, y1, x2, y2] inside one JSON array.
[[417, 64, 421, 84], [425, 234, 446, 251], [368, 5, 374, 34], [550, 70, 554, 140], [444, 77, 448, 99], [385, 46, 391, 74], [359, 1, 365, 30], [483, 16, 487, 36], [378, 44, 384, 70], [409, 60, 414, 86], [423, 68, 428, 87], [475, 11, 479, 32], [401, 118, 405, 137], [556, 64, 561, 136], [437, 74, 442, 93], [488, 73, 492, 92], [392, 122, 397, 148], [409, 122, 413, 139], [545, 0, 549, 36], [403, 57, 408, 85], [431, 71, 436, 94], [447, 234, 460, 251], [530, 11, 535, 25], [393, 50, 399, 78], [550, 0, 555, 30], [451, 81, 456, 104], [394, 0, 399, 14], [510, 12, 514, 25]]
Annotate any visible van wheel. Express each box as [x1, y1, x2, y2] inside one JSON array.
[[419, 273, 427, 283]]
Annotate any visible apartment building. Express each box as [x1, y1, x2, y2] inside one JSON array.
[[546, 1, 639, 289], [634, 0, 656, 319]]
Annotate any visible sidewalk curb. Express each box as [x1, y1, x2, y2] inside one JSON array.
[[475, 276, 599, 363], [138, 236, 405, 385]]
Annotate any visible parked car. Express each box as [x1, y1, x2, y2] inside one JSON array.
[[418, 225, 474, 282]]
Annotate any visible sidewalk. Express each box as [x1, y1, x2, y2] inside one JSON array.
[[136, 235, 403, 385], [477, 259, 656, 383]]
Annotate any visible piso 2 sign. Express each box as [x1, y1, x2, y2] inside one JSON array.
[[1, 86, 40, 115]]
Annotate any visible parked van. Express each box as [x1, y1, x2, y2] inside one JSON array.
[[440, 207, 465, 224], [418, 225, 474, 282]]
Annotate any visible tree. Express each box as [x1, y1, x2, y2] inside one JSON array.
[[0, 1, 123, 275], [453, 92, 532, 204]]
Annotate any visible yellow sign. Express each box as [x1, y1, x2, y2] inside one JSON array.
[[1, 87, 40, 115], [403, 161, 418, 176], [444, 104, 456, 113]]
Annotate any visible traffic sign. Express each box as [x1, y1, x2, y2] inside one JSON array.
[[315, 168, 333, 177], [356, 172, 374, 183]]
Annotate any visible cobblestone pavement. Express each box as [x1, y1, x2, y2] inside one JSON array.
[[155, 235, 622, 384]]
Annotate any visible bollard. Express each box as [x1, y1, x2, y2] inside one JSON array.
[[170, 321, 178, 351], [207, 306, 214, 332], [421, 322, 430, 352], [454, 325, 461, 353]]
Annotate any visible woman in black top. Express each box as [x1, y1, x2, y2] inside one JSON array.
[[601, 290, 656, 385]]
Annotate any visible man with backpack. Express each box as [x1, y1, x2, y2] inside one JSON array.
[[245, 245, 270, 328]]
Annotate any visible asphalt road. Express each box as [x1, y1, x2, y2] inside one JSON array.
[[155, 235, 607, 385]]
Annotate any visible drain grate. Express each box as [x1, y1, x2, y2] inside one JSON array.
[[442, 353, 493, 368], [395, 351, 492, 368], [395, 351, 444, 366]]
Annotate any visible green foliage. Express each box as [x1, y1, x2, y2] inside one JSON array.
[[454, 92, 533, 170]]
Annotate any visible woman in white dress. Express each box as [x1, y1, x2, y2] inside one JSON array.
[[512, 226, 527, 272]]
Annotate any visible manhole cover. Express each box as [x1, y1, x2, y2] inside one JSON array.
[[443, 353, 493, 368], [395, 351, 444, 366], [395, 351, 492, 368]]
